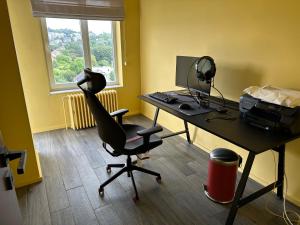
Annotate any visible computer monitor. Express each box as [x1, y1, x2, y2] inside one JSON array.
[[176, 56, 211, 96]]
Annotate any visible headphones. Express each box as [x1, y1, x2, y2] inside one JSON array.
[[195, 56, 216, 82]]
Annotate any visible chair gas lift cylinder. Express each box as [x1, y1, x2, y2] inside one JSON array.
[[204, 148, 242, 204]]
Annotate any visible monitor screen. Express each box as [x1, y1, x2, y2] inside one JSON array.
[[176, 56, 211, 96]]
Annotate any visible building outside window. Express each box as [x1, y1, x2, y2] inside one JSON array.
[[42, 18, 121, 91]]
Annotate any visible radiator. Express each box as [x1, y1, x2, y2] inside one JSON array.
[[63, 90, 118, 130]]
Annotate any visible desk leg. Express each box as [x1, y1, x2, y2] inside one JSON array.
[[153, 108, 160, 127], [277, 144, 285, 199], [225, 152, 255, 225], [183, 121, 191, 144]]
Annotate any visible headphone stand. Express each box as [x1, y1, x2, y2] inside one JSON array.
[[196, 92, 210, 108]]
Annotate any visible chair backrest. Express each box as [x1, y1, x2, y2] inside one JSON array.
[[78, 69, 126, 152]]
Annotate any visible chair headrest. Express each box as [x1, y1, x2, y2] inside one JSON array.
[[77, 68, 106, 94]]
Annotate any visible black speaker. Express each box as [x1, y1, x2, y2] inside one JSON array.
[[195, 56, 216, 82]]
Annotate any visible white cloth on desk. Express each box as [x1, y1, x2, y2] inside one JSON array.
[[243, 86, 300, 108]]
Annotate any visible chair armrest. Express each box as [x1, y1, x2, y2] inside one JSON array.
[[137, 126, 163, 137], [110, 109, 129, 117], [110, 109, 129, 124], [137, 126, 163, 146]]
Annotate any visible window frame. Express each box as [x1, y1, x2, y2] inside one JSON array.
[[41, 18, 120, 91]]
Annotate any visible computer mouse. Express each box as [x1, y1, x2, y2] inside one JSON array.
[[179, 103, 192, 110]]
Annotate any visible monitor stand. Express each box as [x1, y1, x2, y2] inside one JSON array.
[[196, 92, 210, 108]]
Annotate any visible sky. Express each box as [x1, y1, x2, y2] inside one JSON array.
[[46, 18, 112, 34]]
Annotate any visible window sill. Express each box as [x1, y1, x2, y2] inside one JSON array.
[[49, 84, 123, 95], [49, 88, 81, 95]]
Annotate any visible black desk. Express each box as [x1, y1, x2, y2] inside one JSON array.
[[139, 92, 300, 225]]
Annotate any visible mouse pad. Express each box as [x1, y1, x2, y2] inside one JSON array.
[[146, 92, 218, 116]]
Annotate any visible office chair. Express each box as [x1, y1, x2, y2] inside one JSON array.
[[77, 68, 163, 201]]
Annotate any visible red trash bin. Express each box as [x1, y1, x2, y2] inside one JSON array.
[[204, 148, 242, 204]]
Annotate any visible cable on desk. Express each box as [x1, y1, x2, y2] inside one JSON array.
[[211, 77, 226, 107]]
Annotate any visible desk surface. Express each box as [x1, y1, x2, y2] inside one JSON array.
[[140, 93, 300, 154]]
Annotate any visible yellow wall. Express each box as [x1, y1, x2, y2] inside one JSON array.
[[140, 0, 300, 205], [7, 0, 141, 133], [0, 0, 42, 187]]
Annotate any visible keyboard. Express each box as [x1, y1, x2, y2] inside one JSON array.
[[149, 92, 177, 104]]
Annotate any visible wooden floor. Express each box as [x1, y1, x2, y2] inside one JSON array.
[[17, 115, 300, 225]]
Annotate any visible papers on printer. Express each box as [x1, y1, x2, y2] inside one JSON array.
[[243, 86, 300, 108]]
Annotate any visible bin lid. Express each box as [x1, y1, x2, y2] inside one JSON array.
[[210, 148, 239, 162]]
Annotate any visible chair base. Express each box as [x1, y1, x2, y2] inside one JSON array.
[[99, 156, 161, 201]]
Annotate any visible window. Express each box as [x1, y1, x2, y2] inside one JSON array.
[[41, 18, 121, 91]]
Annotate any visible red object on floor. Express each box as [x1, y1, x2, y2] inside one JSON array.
[[205, 148, 241, 204]]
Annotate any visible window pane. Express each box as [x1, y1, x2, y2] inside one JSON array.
[[46, 18, 84, 84], [88, 21, 116, 82]]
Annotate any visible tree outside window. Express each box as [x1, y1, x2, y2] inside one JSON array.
[[42, 18, 120, 91]]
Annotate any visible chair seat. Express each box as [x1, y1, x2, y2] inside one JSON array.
[[122, 124, 162, 155]]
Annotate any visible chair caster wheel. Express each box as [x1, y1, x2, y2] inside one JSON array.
[[99, 187, 104, 197], [106, 166, 111, 174], [156, 175, 162, 183], [133, 196, 139, 203]]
